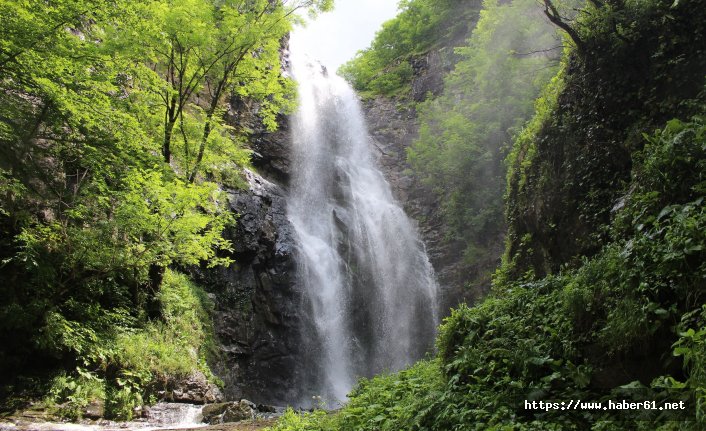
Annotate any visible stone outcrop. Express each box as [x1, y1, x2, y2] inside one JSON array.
[[202, 400, 255, 424], [190, 168, 303, 405], [160, 371, 224, 405], [201, 399, 282, 425], [408, 47, 459, 102], [228, 101, 291, 184]]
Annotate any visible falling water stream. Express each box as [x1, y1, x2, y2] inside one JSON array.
[[287, 47, 440, 405]]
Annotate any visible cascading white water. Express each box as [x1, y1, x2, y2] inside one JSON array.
[[287, 47, 440, 405]]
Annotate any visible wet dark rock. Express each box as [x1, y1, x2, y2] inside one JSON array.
[[189, 169, 303, 405], [223, 400, 255, 423], [4, 405, 58, 425], [202, 400, 258, 425], [202, 402, 230, 419], [83, 400, 105, 419], [223, 33, 292, 185], [161, 371, 223, 405], [256, 404, 276, 413], [225, 94, 291, 184]]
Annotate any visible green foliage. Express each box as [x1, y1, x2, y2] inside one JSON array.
[[407, 0, 561, 289], [40, 270, 219, 420], [504, 63, 565, 193], [114, 0, 309, 178], [502, 0, 706, 279], [338, 0, 477, 96], [1, 168, 232, 369], [336, 360, 445, 431], [46, 369, 106, 420], [265, 408, 334, 431], [104, 270, 219, 419], [495, 65, 565, 286], [596, 117, 704, 352], [112, 270, 218, 380], [0, 0, 322, 417], [672, 307, 706, 422]]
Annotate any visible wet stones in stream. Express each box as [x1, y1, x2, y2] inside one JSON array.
[[158, 371, 224, 405], [201, 400, 281, 425]]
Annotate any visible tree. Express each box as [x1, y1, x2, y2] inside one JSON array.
[[542, 0, 585, 51], [338, 0, 465, 95], [0, 0, 331, 373], [114, 0, 331, 175]]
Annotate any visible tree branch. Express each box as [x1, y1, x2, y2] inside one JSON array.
[[543, 0, 585, 52]]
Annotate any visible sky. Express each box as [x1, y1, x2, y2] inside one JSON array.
[[290, 0, 401, 73]]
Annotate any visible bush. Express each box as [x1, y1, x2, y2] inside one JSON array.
[[46, 369, 106, 420], [265, 408, 334, 431], [41, 270, 219, 420], [112, 270, 217, 381]]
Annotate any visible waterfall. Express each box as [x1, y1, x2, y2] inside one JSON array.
[[287, 49, 440, 405]]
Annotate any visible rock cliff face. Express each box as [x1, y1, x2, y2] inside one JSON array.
[[408, 48, 458, 102], [187, 87, 305, 404], [200, 37, 478, 404], [363, 98, 475, 313], [504, 7, 706, 279], [192, 167, 302, 405]]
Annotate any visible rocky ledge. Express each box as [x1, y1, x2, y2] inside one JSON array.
[[189, 169, 303, 405], [158, 371, 224, 405]]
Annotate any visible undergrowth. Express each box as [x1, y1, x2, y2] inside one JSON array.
[[41, 270, 219, 420]]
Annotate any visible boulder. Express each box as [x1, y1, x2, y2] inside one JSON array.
[[202, 400, 256, 424], [257, 403, 277, 413], [83, 399, 105, 419], [223, 400, 255, 423], [165, 371, 223, 404], [201, 402, 229, 422]]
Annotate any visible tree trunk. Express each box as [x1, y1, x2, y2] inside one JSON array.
[[145, 264, 165, 320], [163, 97, 178, 164], [188, 73, 228, 183], [188, 115, 212, 183], [543, 0, 585, 52]]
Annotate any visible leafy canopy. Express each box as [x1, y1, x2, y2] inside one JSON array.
[[0, 0, 330, 417]]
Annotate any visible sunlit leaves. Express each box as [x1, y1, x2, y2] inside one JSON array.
[[339, 0, 466, 95], [0, 0, 309, 390]]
